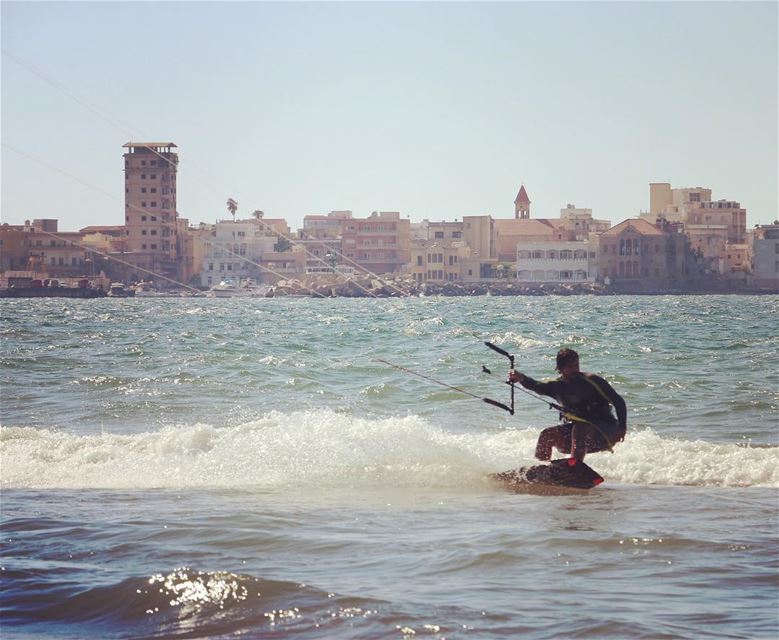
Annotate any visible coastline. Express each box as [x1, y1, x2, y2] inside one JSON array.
[[269, 276, 778, 298]]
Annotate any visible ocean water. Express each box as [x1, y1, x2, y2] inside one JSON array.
[[1, 295, 777, 639]]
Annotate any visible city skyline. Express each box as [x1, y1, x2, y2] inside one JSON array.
[[2, 2, 778, 231]]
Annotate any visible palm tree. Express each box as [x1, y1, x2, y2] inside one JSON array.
[[252, 210, 264, 220], [226, 198, 238, 221]]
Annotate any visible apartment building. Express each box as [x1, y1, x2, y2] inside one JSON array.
[[340, 211, 410, 275], [644, 183, 747, 274], [752, 224, 779, 290], [122, 142, 179, 279], [0, 224, 29, 271], [558, 204, 611, 240], [460, 215, 498, 281], [410, 219, 469, 282], [299, 211, 352, 272], [198, 219, 278, 287], [302, 211, 352, 239]]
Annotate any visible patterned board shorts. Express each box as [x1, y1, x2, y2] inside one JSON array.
[[556, 420, 621, 453]]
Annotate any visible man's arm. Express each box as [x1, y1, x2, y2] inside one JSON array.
[[508, 371, 559, 398], [592, 374, 627, 433]]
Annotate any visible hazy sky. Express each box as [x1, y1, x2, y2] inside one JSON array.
[[2, 1, 777, 231]]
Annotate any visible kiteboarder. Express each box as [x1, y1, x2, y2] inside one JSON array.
[[508, 348, 627, 465]]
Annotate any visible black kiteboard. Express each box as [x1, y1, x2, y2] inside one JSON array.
[[492, 458, 604, 492]]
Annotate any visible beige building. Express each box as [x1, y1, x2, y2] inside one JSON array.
[[258, 245, 307, 284], [341, 211, 410, 275], [302, 210, 353, 239], [644, 183, 747, 275], [752, 224, 779, 290], [408, 239, 470, 283], [559, 204, 611, 240], [461, 215, 498, 281], [0, 224, 29, 271], [122, 142, 179, 279], [648, 183, 713, 221], [598, 218, 691, 285]]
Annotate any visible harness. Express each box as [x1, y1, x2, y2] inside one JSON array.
[[557, 373, 618, 452]]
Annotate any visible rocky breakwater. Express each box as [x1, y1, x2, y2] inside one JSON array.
[[271, 275, 610, 298]]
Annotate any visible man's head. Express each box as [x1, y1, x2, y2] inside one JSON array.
[[556, 348, 580, 377]]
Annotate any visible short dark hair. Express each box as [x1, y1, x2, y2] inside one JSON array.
[[556, 348, 579, 371]]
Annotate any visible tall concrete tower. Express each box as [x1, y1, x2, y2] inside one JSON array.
[[122, 142, 179, 277], [514, 184, 531, 219]]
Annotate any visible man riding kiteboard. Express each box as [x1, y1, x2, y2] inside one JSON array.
[[508, 348, 627, 466]]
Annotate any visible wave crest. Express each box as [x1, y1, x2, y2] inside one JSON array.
[[1, 412, 776, 489]]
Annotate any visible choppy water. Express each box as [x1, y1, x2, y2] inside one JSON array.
[[1, 295, 777, 639]]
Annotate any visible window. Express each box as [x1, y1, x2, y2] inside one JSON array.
[[142, 202, 147, 208], [141, 174, 146, 179], [142, 230, 147, 235], [142, 215, 147, 221], [434, 231, 444, 239], [141, 187, 147, 193], [150, 244, 157, 250], [141, 160, 147, 166], [150, 160, 157, 166], [150, 188, 157, 194], [452, 231, 462, 239], [417, 255, 423, 266], [150, 230, 157, 236], [150, 202, 157, 208], [151, 174, 157, 179]]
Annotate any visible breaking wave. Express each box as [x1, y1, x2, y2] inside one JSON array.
[[1, 410, 777, 489]]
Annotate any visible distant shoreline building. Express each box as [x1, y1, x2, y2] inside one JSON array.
[[122, 142, 179, 280]]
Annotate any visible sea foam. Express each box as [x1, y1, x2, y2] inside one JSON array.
[[1, 410, 776, 489]]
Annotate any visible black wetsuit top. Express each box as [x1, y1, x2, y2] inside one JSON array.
[[520, 372, 627, 429]]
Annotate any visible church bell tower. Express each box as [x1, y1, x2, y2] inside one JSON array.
[[514, 184, 531, 219]]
